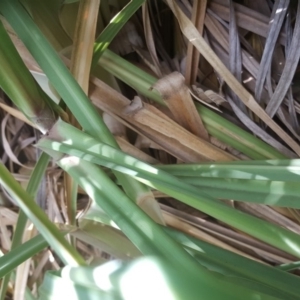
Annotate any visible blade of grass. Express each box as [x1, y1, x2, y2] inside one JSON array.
[[92, 0, 146, 66], [0, 235, 48, 279], [0, 0, 113, 142], [159, 159, 300, 181], [178, 177, 300, 208], [46, 257, 286, 300], [3, 14, 285, 161], [276, 260, 300, 272]]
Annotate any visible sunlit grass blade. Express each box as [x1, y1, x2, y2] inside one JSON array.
[[36, 119, 300, 258], [92, 0, 146, 66], [0, 227, 70, 279], [159, 159, 300, 181], [39, 256, 283, 300], [0, 161, 85, 266], [177, 177, 300, 208]]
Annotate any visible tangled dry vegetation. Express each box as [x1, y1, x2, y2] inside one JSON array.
[[1, 0, 300, 299]]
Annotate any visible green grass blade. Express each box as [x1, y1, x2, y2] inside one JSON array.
[[0, 235, 47, 279], [0, 152, 50, 300], [77, 213, 300, 299], [178, 177, 300, 208], [159, 159, 300, 181], [276, 261, 300, 272], [0, 161, 85, 266], [92, 0, 145, 66], [36, 119, 300, 258]]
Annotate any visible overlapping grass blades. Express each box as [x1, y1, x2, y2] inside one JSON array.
[[0, 161, 85, 266], [36, 119, 300, 258], [0, 0, 164, 224]]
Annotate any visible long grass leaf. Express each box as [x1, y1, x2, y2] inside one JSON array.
[[159, 159, 300, 181]]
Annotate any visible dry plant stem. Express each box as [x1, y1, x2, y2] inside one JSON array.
[[116, 136, 159, 164], [208, 0, 286, 45], [254, 0, 289, 103], [160, 203, 296, 263], [165, 0, 300, 156], [0, 102, 36, 129], [66, 0, 100, 225], [89, 77, 234, 162], [204, 13, 260, 81], [14, 221, 36, 300], [153, 72, 209, 140], [162, 211, 261, 262], [265, 0, 300, 117], [235, 203, 300, 235], [185, 0, 207, 85], [142, 3, 162, 77], [70, 0, 99, 93], [92, 90, 234, 162]]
